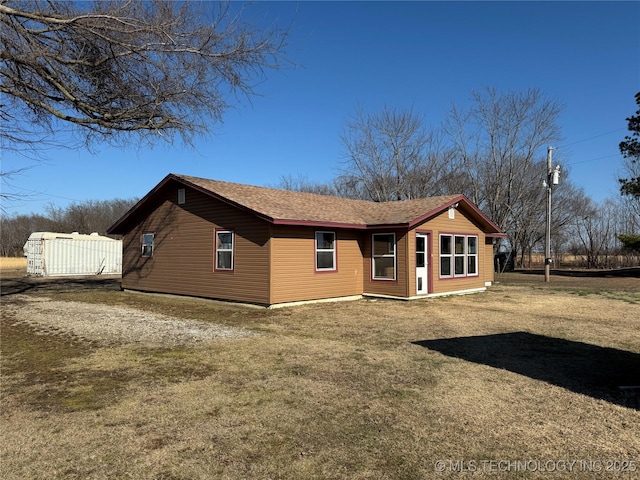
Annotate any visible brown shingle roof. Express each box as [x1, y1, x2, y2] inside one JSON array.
[[177, 174, 461, 227], [108, 173, 504, 235]]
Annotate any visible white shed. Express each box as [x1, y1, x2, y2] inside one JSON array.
[[23, 232, 122, 277]]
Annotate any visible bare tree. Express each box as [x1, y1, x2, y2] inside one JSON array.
[[444, 87, 564, 257], [568, 198, 619, 268], [276, 174, 338, 196], [0, 0, 288, 150], [338, 105, 456, 202]]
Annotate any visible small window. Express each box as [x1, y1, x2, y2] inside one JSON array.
[[372, 233, 396, 280], [141, 233, 154, 257], [178, 188, 185, 205], [315, 231, 336, 271], [215, 230, 234, 271], [416, 235, 426, 268]]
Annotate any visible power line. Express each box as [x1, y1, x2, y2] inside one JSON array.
[[552, 127, 625, 166], [558, 128, 626, 148], [565, 153, 620, 167]]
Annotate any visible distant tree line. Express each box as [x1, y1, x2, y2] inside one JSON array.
[[0, 198, 137, 257]]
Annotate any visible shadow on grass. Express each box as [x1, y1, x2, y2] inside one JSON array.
[[0, 275, 121, 296], [413, 332, 640, 410]]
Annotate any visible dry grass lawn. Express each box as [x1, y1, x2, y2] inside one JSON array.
[[1, 273, 639, 479]]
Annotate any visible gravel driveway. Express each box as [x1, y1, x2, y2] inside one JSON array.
[[3, 295, 252, 347]]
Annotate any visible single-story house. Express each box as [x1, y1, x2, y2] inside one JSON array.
[[107, 173, 505, 307]]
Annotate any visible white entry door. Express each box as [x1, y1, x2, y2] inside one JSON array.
[[416, 234, 428, 294]]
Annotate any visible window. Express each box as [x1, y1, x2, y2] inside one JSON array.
[[178, 188, 185, 205], [215, 230, 234, 271], [315, 231, 336, 271], [416, 235, 426, 268], [440, 234, 478, 277], [141, 233, 154, 257], [467, 236, 478, 275], [372, 233, 396, 280], [440, 235, 452, 276], [454, 236, 465, 275]]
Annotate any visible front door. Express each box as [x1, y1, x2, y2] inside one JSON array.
[[416, 233, 428, 294]]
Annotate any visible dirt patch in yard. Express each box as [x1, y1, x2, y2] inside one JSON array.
[[3, 294, 253, 347]]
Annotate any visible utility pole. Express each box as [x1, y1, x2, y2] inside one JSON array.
[[544, 146, 560, 283]]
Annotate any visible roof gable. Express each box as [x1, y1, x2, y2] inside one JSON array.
[[108, 173, 504, 236]]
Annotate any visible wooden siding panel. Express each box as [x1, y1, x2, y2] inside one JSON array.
[[121, 183, 271, 304], [362, 230, 409, 298], [414, 209, 488, 295], [270, 226, 363, 304], [484, 237, 495, 284]]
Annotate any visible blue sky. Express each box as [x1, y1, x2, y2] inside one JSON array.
[[2, 1, 639, 217]]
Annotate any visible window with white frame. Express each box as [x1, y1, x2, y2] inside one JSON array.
[[215, 230, 234, 270], [440, 235, 452, 276], [141, 233, 154, 257], [440, 234, 478, 277], [454, 235, 466, 275], [467, 236, 478, 275], [315, 231, 336, 271], [372, 233, 396, 280]]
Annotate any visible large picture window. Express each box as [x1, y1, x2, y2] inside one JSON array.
[[440, 234, 478, 278], [372, 233, 396, 280], [141, 233, 154, 257], [315, 231, 336, 271], [215, 230, 234, 271]]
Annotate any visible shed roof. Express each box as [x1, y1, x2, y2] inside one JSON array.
[[108, 173, 505, 236], [26, 232, 118, 242]]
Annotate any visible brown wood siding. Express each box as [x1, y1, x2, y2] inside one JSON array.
[[269, 226, 364, 304], [415, 209, 488, 294], [406, 230, 417, 296], [400, 211, 493, 296], [121, 183, 271, 304], [362, 230, 409, 298], [484, 238, 495, 284]]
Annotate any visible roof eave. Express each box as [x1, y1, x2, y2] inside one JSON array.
[[107, 173, 177, 234], [107, 175, 505, 238], [405, 195, 463, 229], [107, 174, 280, 234], [177, 175, 280, 224], [406, 194, 505, 235]]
